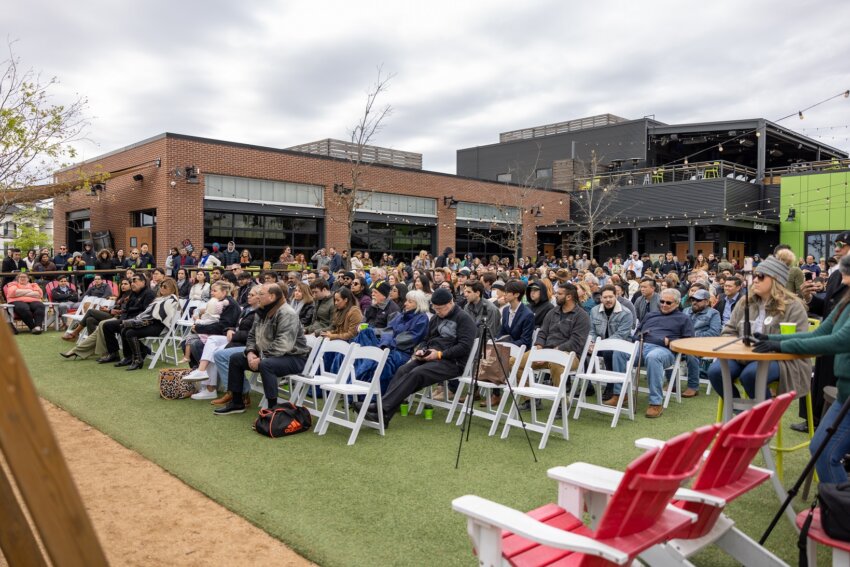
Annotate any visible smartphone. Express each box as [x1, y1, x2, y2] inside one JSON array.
[[804, 272, 814, 281]]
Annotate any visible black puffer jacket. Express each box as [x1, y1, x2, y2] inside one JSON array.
[[227, 307, 258, 347]]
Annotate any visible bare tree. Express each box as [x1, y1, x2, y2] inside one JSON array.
[[567, 151, 630, 258], [0, 40, 89, 216], [326, 66, 394, 254], [465, 149, 548, 266]]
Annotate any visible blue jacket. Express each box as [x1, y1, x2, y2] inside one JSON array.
[[499, 303, 535, 348], [380, 309, 430, 354], [684, 306, 721, 338]]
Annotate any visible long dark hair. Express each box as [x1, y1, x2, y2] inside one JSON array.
[[334, 286, 357, 311], [415, 275, 432, 294]]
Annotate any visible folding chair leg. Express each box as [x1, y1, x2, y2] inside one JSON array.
[[446, 380, 465, 424], [315, 390, 337, 435], [487, 392, 509, 436]]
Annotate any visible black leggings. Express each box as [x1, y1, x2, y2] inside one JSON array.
[[121, 322, 166, 355], [12, 301, 45, 330]]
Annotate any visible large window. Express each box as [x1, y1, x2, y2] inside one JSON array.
[[356, 191, 436, 216], [205, 175, 324, 208], [457, 202, 521, 224], [204, 211, 321, 263], [351, 221, 434, 263], [805, 231, 845, 261], [66, 210, 91, 253], [456, 227, 518, 260]]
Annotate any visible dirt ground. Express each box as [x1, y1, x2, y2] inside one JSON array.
[[1, 401, 313, 567]]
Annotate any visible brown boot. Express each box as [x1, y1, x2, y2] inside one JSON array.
[[602, 395, 620, 407], [645, 405, 663, 418], [682, 388, 699, 398], [211, 392, 233, 406]]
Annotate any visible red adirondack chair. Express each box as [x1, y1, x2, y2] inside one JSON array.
[[453, 424, 718, 566], [633, 392, 795, 566]]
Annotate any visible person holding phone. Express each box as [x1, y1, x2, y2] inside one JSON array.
[[359, 288, 476, 426]]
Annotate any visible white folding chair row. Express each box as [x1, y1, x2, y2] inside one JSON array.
[[73, 298, 116, 344], [64, 296, 102, 326], [448, 342, 526, 436], [288, 339, 356, 418], [570, 338, 640, 427], [412, 338, 480, 421], [316, 345, 390, 445], [500, 348, 576, 449]]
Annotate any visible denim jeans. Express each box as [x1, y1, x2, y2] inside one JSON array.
[[810, 399, 850, 483], [213, 347, 250, 393], [613, 343, 675, 406], [685, 355, 704, 390], [707, 359, 779, 399]]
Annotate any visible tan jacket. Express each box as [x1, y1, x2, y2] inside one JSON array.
[[327, 305, 363, 341], [722, 294, 811, 397]]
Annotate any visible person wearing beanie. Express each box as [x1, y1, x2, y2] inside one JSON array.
[[753, 253, 850, 482], [363, 280, 400, 329], [360, 285, 476, 426], [707, 255, 810, 400]]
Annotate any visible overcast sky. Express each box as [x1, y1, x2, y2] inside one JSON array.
[[5, 0, 849, 174]]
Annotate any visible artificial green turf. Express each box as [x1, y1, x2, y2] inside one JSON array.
[[20, 333, 820, 566]]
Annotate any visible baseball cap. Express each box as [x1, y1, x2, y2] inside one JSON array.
[[691, 289, 710, 301], [835, 230, 850, 248]]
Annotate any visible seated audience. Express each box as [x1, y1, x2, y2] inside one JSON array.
[[305, 278, 334, 334], [363, 282, 399, 330], [682, 288, 721, 397], [321, 286, 362, 341], [6, 272, 46, 333]]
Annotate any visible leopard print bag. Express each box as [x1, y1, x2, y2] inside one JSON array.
[[158, 368, 197, 400]]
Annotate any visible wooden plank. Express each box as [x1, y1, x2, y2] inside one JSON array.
[[0, 322, 108, 566], [0, 457, 48, 567]]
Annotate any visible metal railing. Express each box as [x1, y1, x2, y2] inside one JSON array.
[[573, 160, 758, 190]]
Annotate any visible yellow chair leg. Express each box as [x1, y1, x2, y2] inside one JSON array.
[[716, 396, 723, 423]]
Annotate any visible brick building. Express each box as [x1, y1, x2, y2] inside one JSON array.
[[52, 133, 566, 266]]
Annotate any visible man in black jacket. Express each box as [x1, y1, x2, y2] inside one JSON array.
[[96, 274, 155, 364], [1, 249, 24, 285], [364, 288, 476, 425], [796, 230, 850, 428], [434, 247, 454, 269], [364, 282, 399, 329]]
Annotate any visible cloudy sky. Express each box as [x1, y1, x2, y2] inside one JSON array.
[[5, 0, 849, 173]]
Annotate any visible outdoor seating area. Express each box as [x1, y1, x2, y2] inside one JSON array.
[[15, 331, 821, 566]]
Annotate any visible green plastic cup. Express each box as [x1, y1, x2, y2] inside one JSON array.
[[779, 322, 796, 335], [359, 323, 369, 331], [400, 403, 409, 417], [424, 408, 434, 420]]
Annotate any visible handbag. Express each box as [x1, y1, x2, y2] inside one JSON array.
[[477, 343, 512, 384], [819, 482, 850, 541], [158, 368, 197, 400], [253, 403, 312, 438]]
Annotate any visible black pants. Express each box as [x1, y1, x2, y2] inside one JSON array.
[[227, 351, 307, 405], [82, 308, 112, 333], [800, 355, 836, 426], [102, 319, 125, 354], [121, 322, 165, 356], [12, 301, 45, 330], [382, 358, 463, 415]]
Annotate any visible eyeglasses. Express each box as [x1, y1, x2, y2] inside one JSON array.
[[659, 300, 677, 305], [753, 273, 768, 281], [837, 241, 847, 248], [131, 252, 139, 255]]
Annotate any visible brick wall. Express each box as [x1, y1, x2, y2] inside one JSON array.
[[53, 133, 569, 266]]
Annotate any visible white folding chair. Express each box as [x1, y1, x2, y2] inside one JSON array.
[[316, 345, 390, 445], [144, 314, 182, 369], [173, 300, 206, 340], [448, 342, 525, 436], [289, 339, 356, 417], [258, 334, 325, 407], [64, 296, 100, 329], [571, 338, 639, 427], [500, 348, 576, 449], [413, 338, 480, 421]]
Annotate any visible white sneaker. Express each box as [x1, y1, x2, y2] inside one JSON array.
[[191, 389, 218, 400], [183, 369, 209, 382]]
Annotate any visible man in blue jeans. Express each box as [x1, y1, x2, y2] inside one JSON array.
[[683, 288, 721, 397], [215, 283, 310, 415], [611, 288, 694, 418]]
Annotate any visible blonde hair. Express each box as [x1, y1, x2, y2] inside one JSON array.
[[750, 277, 802, 316], [775, 248, 796, 268]]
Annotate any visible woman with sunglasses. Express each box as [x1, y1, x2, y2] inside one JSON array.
[[61, 279, 133, 358], [118, 278, 181, 371], [753, 254, 850, 483], [707, 255, 809, 399]]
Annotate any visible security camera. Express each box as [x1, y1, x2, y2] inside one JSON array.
[[170, 180, 177, 188]]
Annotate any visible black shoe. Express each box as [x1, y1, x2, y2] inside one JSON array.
[[364, 410, 388, 427], [790, 421, 809, 433], [114, 358, 132, 367], [519, 399, 543, 411], [353, 401, 378, 412], [126, 361, 144, 371], [97, 353, 120, 364], [214, 404, 246, 415], [59, 351, 78, 360]]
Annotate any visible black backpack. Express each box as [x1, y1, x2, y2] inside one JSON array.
[[253, 403, 312, 438], [798, 482, 850, 566]]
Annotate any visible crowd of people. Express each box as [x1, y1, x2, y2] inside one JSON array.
[[4, 233, 850, 473]]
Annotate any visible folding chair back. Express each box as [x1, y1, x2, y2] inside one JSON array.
[[289, 339, 357, 414], [675, 392, 794, 540], [517, 348, 574, 389], [594, 424, 718, 541]]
